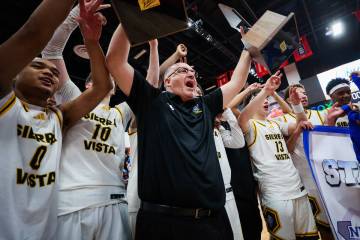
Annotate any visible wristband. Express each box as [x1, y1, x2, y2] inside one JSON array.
[[291, 103, 304, 114]]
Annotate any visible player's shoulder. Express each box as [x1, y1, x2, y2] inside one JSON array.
[[0, 91, 17, 118]]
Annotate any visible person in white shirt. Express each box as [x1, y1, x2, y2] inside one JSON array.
[[238, 72, 319, 240], [0, 1, 112, 239], [41, 5, 132, 239]]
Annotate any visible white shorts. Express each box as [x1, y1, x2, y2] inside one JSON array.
[[307, 193, 330, 228], [225, 190, 244, 240], [128, 211, 138, 239], [262, 195, 319, 240], [57, 202, 132, 240]]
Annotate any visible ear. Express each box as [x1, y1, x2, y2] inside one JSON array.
[[164, 77, 171, 88]]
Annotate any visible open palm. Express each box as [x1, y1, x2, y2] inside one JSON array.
[[77, 0, 106, 42]]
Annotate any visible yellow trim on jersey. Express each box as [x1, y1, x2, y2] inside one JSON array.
[[316, 219, 330, 228], [295, 231, 319, 237], [288, 112, 296, 119], [269, 119, 281, 129], [282, 115, 288, 123], [315, 110, 325, 125], [269, 232, 286, 240], [114, 106, 124, 123], [20, 101, 30, 112], [247, 121, 258, 148], [128, 128, 137, 135], [255, 120, 266, 127], [0, 92, 16, 117], [50, 108, 63, 129]]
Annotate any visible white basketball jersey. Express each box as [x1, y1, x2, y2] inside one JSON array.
[[276, 110, 330, 226], [58, 102, 132, 216], [127, 127, 140, 213], [0, 92, 62, 240], [245, 119, 306, 203], [213, 129, 232, 187]]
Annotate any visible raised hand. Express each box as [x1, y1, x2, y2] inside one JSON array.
[[247, 82, 263, 92], [294, 120, 314, 135], [326, 102, 345, 126], [176, 44, 187, 57], [77, 0, 106, 43], [149, 39, 158, 48], [264, 70, 282, 95], [176, 44, 187, 63], [288, 86, 301, 105]]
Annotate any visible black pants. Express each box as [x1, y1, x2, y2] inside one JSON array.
[[235, 196, 262, 240], [135, 207, 233, 240]]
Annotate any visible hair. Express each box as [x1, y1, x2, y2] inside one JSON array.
[[243, 89, 261, 106], [325, 78, 350, 95], [163, 63, 180, 80], [284, 83, 305, 100]]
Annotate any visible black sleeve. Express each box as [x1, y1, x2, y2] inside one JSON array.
[[203, 88, 223, 119], [126, 70, 161, 115]]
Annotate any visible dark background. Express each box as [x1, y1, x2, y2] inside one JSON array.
[[1, 0, 359, 95]]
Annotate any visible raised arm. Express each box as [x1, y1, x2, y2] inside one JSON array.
[[41, 5, 80, 89], [227, 83, 263, 109], [0, 0, 77, 98], [287, 86, 309, 134], [239, 71, 282, 133], [106, 24, 134, 96], [146, 39, 160, 87], [60, 0, 112, 129], [272, 91, 292, 114], [221, 50, 251, 108]]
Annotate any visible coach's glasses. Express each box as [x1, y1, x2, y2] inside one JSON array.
[[167, 67, 199, 79]]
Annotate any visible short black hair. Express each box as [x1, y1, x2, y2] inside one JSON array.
[[326, 78, 350, 95], [284, 84, 305, 101]]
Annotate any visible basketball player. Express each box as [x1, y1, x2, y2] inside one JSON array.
[[41, 5, 132, 239], [0, 0, 112, 239], [238, 72, 319, 240], [325, 78, 353, 127], [277, 84, 334, 239]]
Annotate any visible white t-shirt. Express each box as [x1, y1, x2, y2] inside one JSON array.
[[56, 81, 132, 216], [245, 119, 306, 203], [127, 127, 140, 213], [218, 108, 245, 149], [213, 129, 232, 187], [0, 92, 62, 239]]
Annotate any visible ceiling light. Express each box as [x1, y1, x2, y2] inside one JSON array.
[[332, 22, 344, 36], [326, 21, 344, 37]]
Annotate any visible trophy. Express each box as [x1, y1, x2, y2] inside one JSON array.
[[112, 0, 189, 46], [219, 3, 300, 73]]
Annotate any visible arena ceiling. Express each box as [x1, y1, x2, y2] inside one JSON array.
[[1, 0, 359, 92]]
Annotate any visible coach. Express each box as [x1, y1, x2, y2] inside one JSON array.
[[106, 24, 251, 240]]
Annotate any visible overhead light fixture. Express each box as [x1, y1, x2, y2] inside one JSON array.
[[325, 21, 344, 37]]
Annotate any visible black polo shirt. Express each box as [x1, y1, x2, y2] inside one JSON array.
[[126, 71, 225, 209]]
